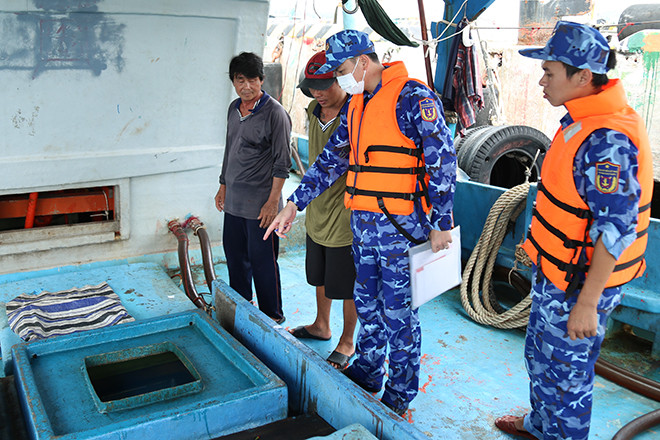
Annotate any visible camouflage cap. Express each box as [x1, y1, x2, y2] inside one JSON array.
[[316, 30, 375, 74], [519, 21, 610, 74]]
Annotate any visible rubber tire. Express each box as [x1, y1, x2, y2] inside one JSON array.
[[618, 4, 660, 41], [457, 125, 498, 172], [454, 125, 493, 158], [459, 125, 549, 188]]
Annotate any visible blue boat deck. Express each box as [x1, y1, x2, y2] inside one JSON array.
[[208, 173, 660, 439], [0, 174, 657, 439], [0, 243, 657, 439], [262, 247, 659, 440]]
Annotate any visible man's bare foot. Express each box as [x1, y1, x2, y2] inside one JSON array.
[[494, 415, 537, 440], [514, 417, 524, 431]]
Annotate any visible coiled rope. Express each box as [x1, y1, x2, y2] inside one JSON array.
[[460, 182, 533, 329]]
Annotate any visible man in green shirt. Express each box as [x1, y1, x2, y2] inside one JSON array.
[[289, 51, 357, 369]]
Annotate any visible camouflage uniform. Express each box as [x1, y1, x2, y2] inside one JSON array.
[[523, 118, 641, 440], [290, 46, 456, 412], [517, 21, 647, 439]]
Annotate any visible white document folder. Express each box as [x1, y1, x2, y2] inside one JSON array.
[[408, 226, 462, 309]]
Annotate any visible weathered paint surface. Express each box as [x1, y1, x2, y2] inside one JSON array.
[[617, 31, 660, 179], [12, 310, 288, 439], [213, 277, 434, 440], [637, 32, 659, 146], [0, 0, 270, 275], [518, 0, 593, 45], [2, 3, 125, 78], [497, 42, 660, 180]]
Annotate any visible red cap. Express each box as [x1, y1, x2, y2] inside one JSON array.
[[297, 51, 336, 98]]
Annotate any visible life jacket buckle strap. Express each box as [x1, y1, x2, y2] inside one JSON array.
[[538, 181, 592, 220], [563, 238, 589, 249], [376, 197, 425, 245], [363, 144, 424, 164], [348, 165, 425, 175]]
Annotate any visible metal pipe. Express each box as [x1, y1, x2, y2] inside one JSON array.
[[612, 409, 660, 440], [24, 192, 38, 229], [594, 358, 660, 402], [417, 0, 434, 88], [291, 144, 306, 175], [167, 219, 208, 311], [185, 216, 217, 293]]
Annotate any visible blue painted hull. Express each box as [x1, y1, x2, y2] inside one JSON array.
[[1, 179, 658, 440]]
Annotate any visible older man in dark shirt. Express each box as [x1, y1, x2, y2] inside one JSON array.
[[215, 52, 291, 324]]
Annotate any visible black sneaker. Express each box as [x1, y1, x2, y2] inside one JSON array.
[[342, 368, 381, 393], [381, 400, 407, 417]]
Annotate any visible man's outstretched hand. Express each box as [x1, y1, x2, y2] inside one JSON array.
[[263, 200, 298, 240]]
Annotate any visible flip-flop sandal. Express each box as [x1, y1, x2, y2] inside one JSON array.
[[290, 325, 331, 341], [326, 350, 354, 370], [494, 415, 538, 440]]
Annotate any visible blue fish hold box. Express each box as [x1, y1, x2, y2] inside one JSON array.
[[11, 310, 288, 440]]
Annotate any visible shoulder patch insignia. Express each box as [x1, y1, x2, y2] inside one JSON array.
[[595, 161, 620, 194], [419, 98, 438, 122]]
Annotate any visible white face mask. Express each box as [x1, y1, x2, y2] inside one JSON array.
[[336, 58, 366, 95]]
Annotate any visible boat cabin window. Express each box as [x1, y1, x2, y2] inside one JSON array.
[[0, 186, 115, 231], [0, 182, 127, 256]]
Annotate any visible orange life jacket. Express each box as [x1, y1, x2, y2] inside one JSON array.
[[522, 79, 653, 292], [344, 61, 431, 216]]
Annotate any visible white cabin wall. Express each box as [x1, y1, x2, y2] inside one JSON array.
[[0, 0, 270, 274]]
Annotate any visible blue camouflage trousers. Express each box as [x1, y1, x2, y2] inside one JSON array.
[[523, 269, 622, 440], [344, 210, 427, 412]]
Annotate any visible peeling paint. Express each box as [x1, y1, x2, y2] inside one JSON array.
[[11, 106, 40, 136], [642, 50, 658, 133]]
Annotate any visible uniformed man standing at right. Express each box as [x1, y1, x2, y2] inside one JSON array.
[[495, 21, 653, 440]]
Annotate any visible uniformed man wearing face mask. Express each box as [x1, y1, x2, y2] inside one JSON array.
[[265, 30, 456, 417]]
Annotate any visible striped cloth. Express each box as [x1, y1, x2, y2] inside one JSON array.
[[6, 282, 134, 341]]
